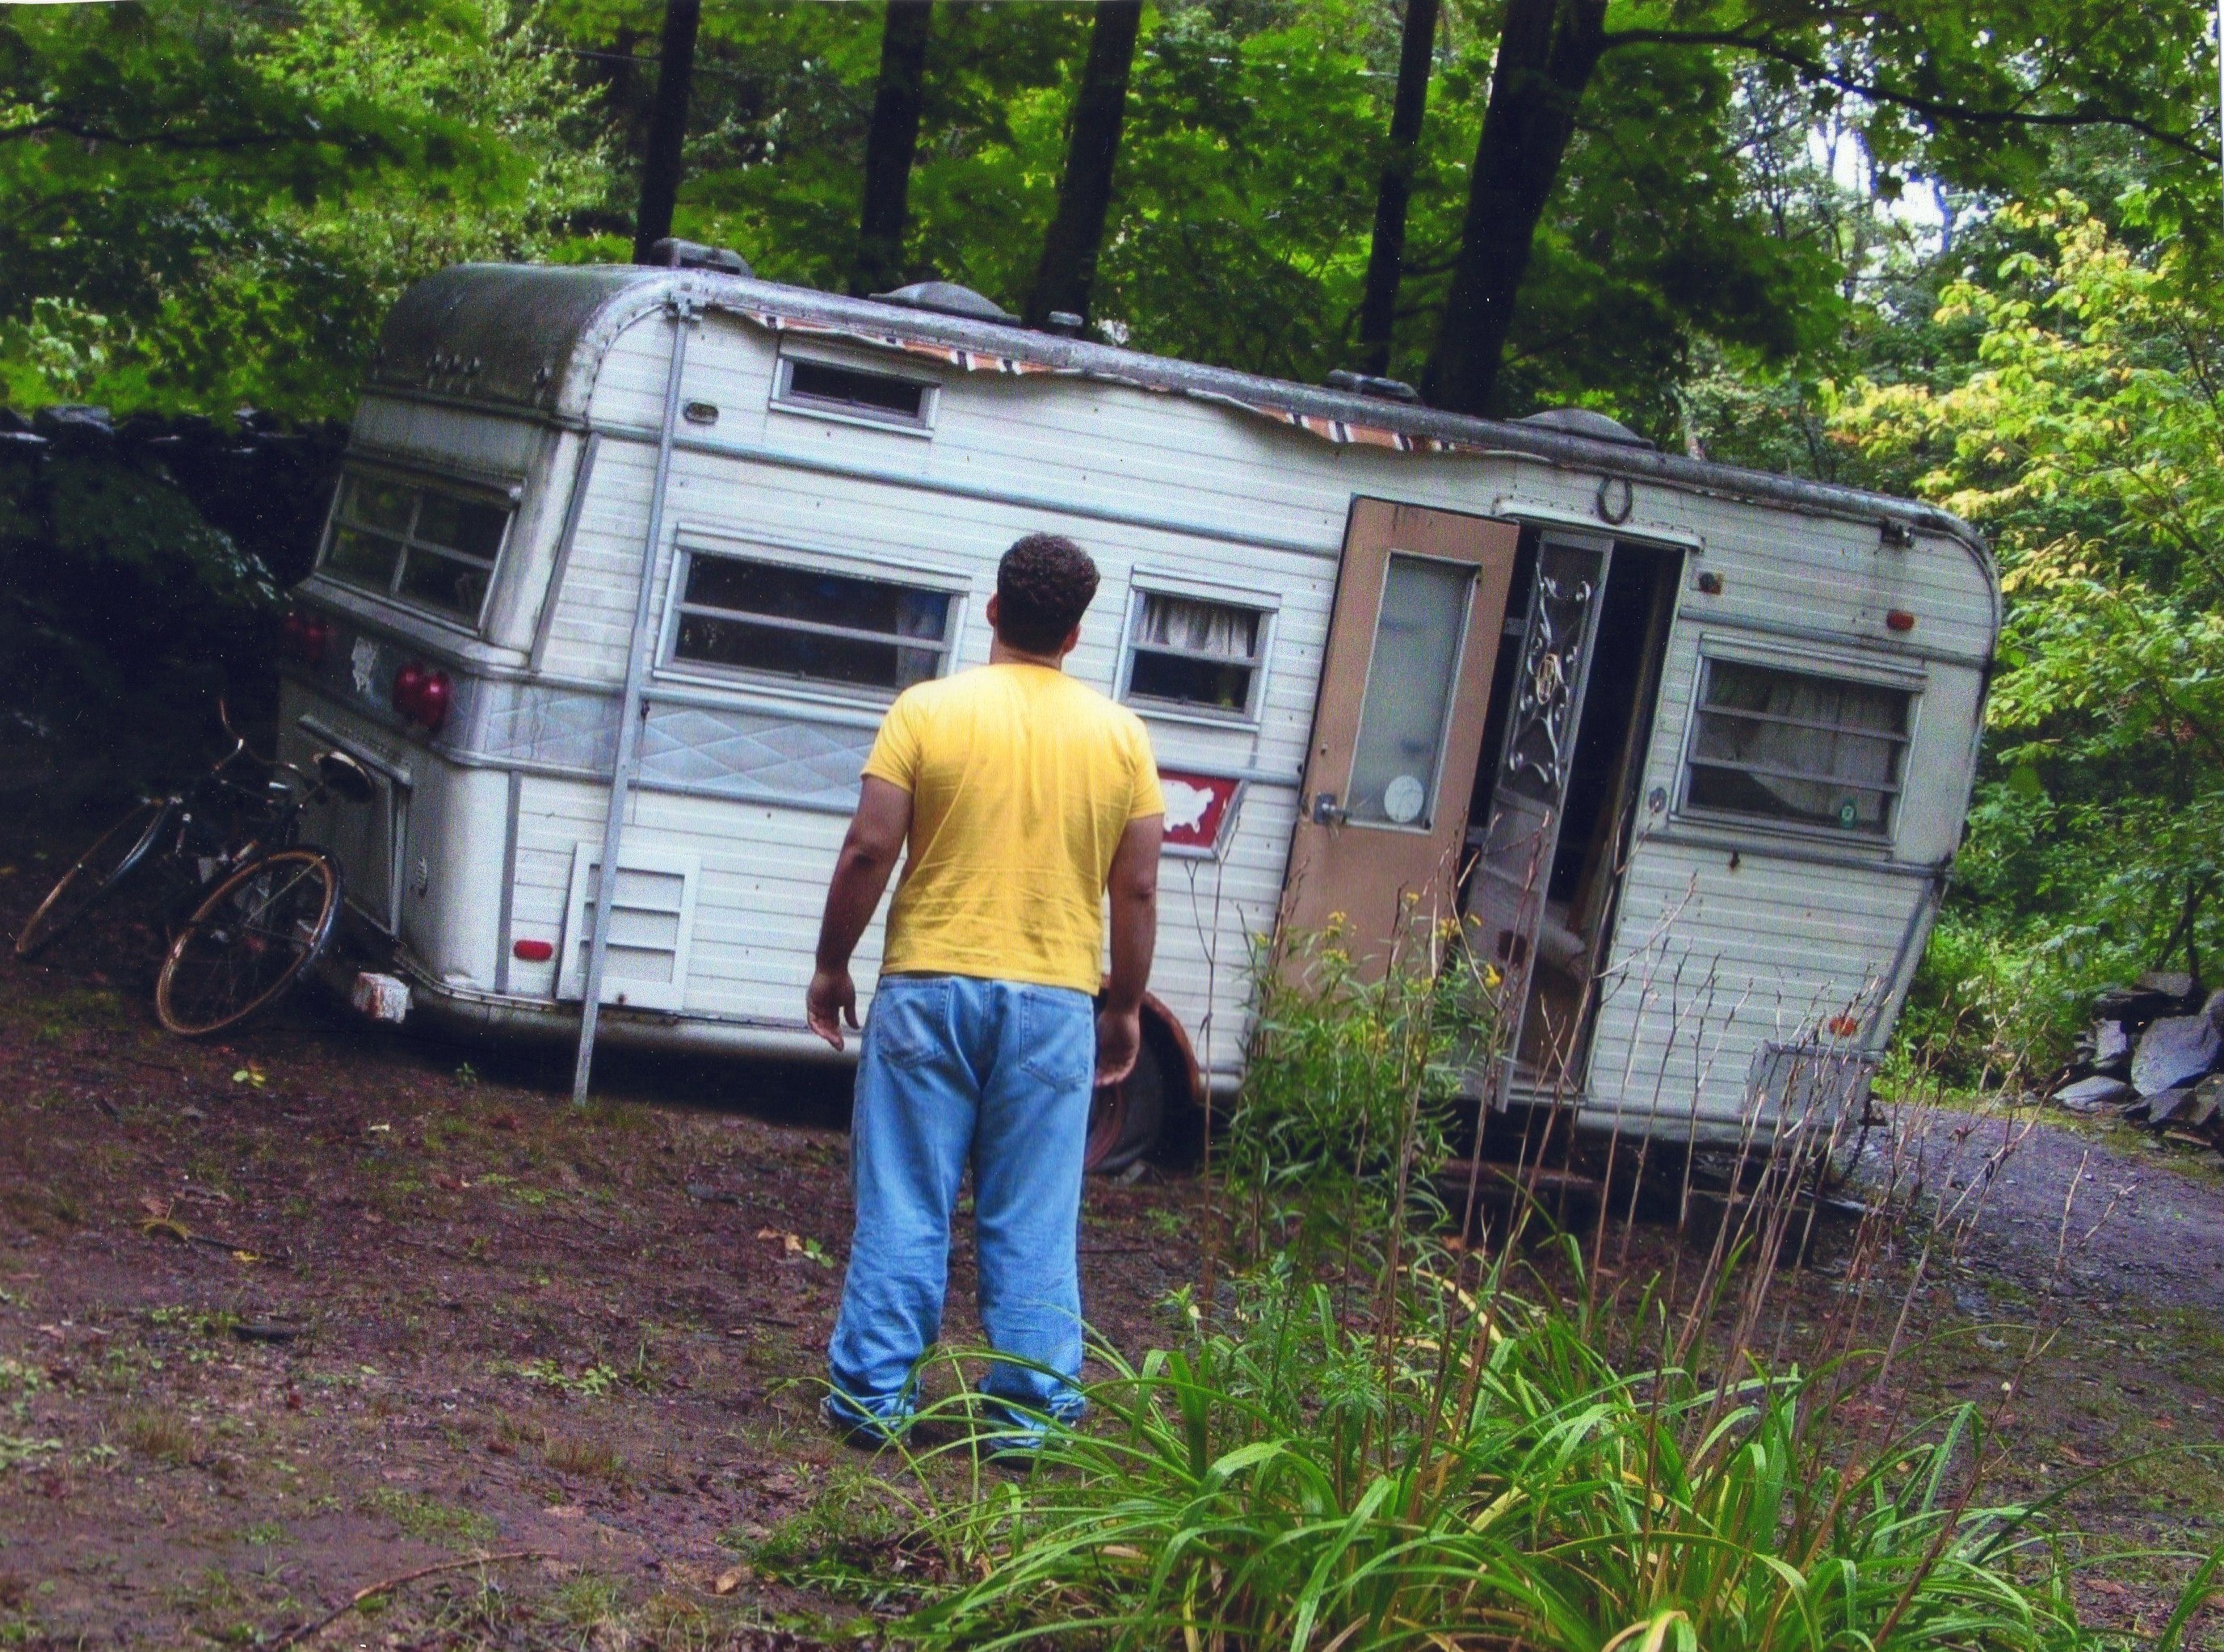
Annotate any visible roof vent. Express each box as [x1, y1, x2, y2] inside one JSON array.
[[1324, 368, 1420, 404], [871, 280, 1015, 322], [1517, 407, 1654, 448], [644, 238, 753, 277]]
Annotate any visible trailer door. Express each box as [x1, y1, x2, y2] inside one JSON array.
[[1281, 499, 1518, 964]]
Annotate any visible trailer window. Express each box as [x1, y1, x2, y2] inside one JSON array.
[[1125, 593, 1265, 716], [670, 553, 952, 692], [320, 470, 510, 627], [773, 356, 935, 428], [1684, 660, 1911, 835]]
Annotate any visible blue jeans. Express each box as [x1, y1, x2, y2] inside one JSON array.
[[826, 973, 1096, 1436]]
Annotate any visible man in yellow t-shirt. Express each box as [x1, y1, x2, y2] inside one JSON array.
[[805, 533, 1165, 1448]]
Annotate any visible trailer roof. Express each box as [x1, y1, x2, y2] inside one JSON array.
[[373, 263, 1986, 558]]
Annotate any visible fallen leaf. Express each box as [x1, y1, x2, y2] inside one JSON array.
[[713, 1565, 752, 1595], [139, 1194, 170, 1217], [138, 1216, 192, 1244]]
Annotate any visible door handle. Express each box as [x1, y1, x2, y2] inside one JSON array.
[[1311, 791, 1347, 827]]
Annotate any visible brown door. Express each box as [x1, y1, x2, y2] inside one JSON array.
[[1281, 499, 1519, 961]]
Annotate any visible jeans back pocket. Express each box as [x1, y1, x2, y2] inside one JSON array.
[[868, 978, 953, 1070], [1017, 988, 1095, 1090]]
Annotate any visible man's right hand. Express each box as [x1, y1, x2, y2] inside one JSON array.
[[807, 966, 859, 1050]]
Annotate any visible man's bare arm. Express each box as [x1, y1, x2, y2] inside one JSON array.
[[1095, 812, 1162, 1085], [805, 776, 914, 1050]]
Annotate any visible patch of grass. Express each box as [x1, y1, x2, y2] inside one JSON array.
[[357, 1487, 495, 1549], [735, 1465, 927, 1607], [550, 1572, 621, 1627], [0, 1434, 61, 1471], [120, 1406, 199, 1466], [238, 1520, 285, 1547], [542, 1431, 629, 1486], [509, 1357, 620, 1398]]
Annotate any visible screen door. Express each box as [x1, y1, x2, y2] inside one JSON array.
[[1464, 530, 1614, 1097], [1280, 500, 1519, 963]]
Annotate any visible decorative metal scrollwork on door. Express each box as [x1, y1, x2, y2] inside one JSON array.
[[1500, 568, 1599, 797]]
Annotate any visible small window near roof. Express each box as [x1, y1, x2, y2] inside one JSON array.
[[774, 355, 935, 427], [670, 552, 953, 692], [1684, 660, 1912, 835], [320, 469, 510, 627], [1125, 592, 1266, 717]]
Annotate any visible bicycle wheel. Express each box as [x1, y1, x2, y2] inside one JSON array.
[[155, 848, 341, 1036], [14, 798, 174, 961]]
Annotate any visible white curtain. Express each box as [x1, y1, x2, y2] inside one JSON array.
[[1696, 664, 1904, 826], [1139, 595, 1258, 658]]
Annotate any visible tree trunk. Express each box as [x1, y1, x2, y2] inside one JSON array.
[[631, 0, 702, 263], [1024, 0, 1144, 327], [1422, 0, 1607, 414], [1355, 0, 1440, 376], [851, 0, 935, 297]]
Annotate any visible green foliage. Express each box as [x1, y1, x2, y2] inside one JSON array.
[[910, 1279, 2092, 1651], [0, 0, 608, 417], [1839, 198, 2224, 1061], [0, 443, 280, 809], [1228, 920, 1494, 1219]]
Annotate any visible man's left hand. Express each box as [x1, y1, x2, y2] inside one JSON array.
[[1095, 1004, 1142, 1087]]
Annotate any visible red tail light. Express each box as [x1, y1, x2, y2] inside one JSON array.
[[512, 938, 554, 962], [414, 670, 452, 732], [393, 661, 427, 719], [280, 610, 331, 668], [390, 662, 453, 733]]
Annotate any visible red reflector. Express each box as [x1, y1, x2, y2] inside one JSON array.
[[512, 939, 554, 962], [1885, 609, 1916, 632]]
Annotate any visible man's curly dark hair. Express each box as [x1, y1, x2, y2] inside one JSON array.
[[994, 533, 1100, 655]]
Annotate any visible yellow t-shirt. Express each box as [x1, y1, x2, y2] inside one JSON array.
[[863, 663, 1165, 994]]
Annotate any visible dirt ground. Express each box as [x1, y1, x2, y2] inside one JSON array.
[[2, 820, 2222, 1648]]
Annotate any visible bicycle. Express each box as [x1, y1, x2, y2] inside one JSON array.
[[14, 704, 375, 1037]]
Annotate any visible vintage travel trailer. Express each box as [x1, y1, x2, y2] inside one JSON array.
[[277, 255, 1997, 1169]]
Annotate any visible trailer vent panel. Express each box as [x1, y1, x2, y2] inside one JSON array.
[[557, 843, 700, 1012]]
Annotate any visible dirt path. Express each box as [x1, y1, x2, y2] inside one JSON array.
[[1883, 1101, 2224, 1318]]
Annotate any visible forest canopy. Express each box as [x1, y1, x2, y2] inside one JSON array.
[[2, 0, 2222, 1061]]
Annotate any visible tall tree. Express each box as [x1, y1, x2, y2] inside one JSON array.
[[1025, 0, 1144, 327], [632, 0, 702, 262], [1423, 0, 2213, 415], [851, 0, 935, 296], [1355, 0, 1440, 376], [1423, 0, 1605, 412]]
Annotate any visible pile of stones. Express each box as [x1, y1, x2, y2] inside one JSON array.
[[2053, 973, 2224, 1148]]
